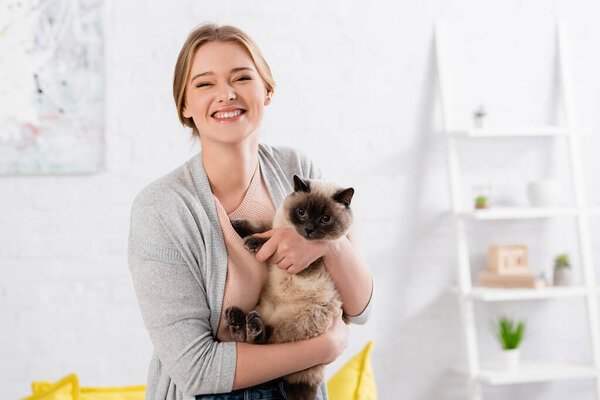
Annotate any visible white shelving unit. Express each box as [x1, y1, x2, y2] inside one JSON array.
[[449, 286, 589, 302], [453, 361, 599, 385], [477, 361, 599, 385], [460, 207, 579, 220], [450, 127, 586, 137], [435, 21, 600, 399]]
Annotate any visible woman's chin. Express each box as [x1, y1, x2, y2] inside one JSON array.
[[202, 129, 260, 146]]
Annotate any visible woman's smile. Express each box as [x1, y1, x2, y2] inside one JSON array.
[[211, 106, 247, 123]]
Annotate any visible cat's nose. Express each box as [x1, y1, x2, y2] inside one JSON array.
[[305, 223, 315, 235]]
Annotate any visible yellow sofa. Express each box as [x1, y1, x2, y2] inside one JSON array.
[[22, 341, 376, 400]]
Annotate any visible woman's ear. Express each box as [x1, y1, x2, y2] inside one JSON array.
[[264, 91, 272, 106], [182, 104, 192, 119]]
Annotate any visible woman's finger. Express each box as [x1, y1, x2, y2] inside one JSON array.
[[253, 229, 274, 238], [255, 236, 279, 262], [286, 262, 308, 275], [278, 259, 292, 270], [285, 264, 298, 274]]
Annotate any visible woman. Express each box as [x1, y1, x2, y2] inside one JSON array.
[[128, 24, 373, 400]]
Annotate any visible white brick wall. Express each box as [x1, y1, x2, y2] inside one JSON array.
[[2, 1, 600, 399]]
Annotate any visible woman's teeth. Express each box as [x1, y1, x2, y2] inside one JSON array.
[[214, 110, 242, 119]]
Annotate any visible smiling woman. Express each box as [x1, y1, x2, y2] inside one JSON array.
[[173, 25, 275, 140], [181, 41, 271, 145], [128, 23, 373, 400]]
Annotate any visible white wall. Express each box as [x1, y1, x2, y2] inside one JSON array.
[[3, 1, 600, 399]]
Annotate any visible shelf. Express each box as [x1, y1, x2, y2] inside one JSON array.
[[450, 127, 587, 137], [477, 361, 598, 385], [437, 22, 600, 396], [459, 207, 578, 220], [450, 286, 590, 302]]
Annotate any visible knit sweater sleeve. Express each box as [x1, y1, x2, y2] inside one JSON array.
[[128, 182, 236, 396]]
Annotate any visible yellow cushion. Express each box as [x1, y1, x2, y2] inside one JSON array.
[[29, 374, 145, 400], [79, 385, 146, 400], [327, 341, 377, 400], [22, 373, 80, 400]]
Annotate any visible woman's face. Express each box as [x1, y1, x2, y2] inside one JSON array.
[[183, 41, 271, 144]]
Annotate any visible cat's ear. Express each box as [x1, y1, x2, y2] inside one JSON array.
[[293, 175, 311, 193], [333, 187, 354, 207]]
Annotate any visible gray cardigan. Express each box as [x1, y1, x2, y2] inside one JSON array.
[[128, 143, 373, 400]]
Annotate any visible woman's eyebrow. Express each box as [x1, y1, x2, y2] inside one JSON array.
[[190, 67, 254, 82], [230, 67, 254, 74]]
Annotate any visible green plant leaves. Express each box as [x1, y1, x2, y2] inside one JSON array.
[[492, 316, 526, 350], [554, 253, 570, 269]]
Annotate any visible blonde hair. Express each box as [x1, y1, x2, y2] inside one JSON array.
[[173, 24, 276, 138]]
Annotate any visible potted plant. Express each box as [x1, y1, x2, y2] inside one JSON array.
[[553, 253, 572, 286], [474, 195, 489, 209], [492, 316, 526, 369]]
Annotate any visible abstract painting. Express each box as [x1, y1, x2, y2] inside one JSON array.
[[0, 0, 104, 174]]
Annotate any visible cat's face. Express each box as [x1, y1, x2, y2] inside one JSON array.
[[284, 175, 354, 240]]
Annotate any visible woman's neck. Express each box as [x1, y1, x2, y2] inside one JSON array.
[[200, 136, 259, 213]]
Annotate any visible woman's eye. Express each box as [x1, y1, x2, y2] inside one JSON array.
[[235, 76, 251, 82], [297, 208, 305, 216], [321, 215, 331, 223], [195, 82, 211, 88]]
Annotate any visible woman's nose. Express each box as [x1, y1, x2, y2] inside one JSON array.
[[216, 84, 236, 102]]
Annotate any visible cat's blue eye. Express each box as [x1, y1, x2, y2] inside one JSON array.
[[321, 215, 331, 223], [297, 208, 305, 217]]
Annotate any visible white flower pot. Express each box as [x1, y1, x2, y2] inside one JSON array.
[[554, 268, 572, 286], [501, 349, 520, 370], [527, 180, 560, 207]]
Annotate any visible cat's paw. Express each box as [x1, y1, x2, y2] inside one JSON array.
[[225, 306, 247, 342], [230, 219, 251, 238], [224, 306, 246, 329], [243, 236, 266, 253], [247, 311, 270, 344], [246, 311, 264, 337]]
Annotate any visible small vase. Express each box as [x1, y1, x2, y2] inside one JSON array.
[[501, 349, 520, 369], [553, 268, 572, 286], [527, 180, 560, 207]]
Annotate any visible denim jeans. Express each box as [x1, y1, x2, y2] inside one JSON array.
[[195, 380, 326, 400], [195, 379, 287, 400]]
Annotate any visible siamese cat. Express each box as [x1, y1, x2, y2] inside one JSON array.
[[226, 175, 354, 400]]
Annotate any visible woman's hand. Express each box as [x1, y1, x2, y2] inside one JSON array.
[[318, 309, 349, 364], [253, 227, 329, 274]]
